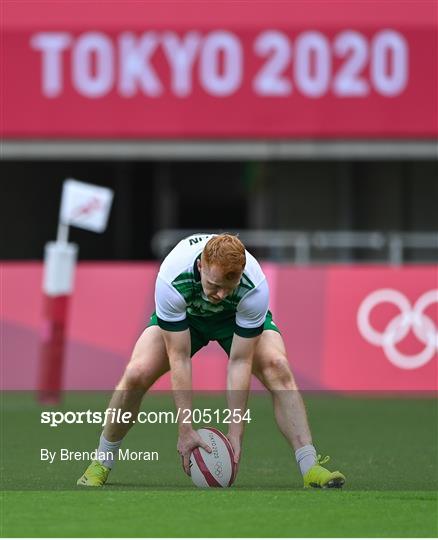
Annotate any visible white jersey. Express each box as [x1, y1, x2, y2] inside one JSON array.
[[155, 234, 269, 337]]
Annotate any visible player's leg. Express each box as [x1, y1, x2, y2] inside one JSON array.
[[77, 326, 170, 486], [252, 329, 312, 449], [252, 329, 345, 488], [103, 326, 170, 442]]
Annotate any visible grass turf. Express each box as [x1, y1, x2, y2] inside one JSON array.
[[1, 392, 437, 537]]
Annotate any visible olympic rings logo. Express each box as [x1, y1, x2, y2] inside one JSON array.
[[214, 462, 223, 477], [357, 289, 438, 370]]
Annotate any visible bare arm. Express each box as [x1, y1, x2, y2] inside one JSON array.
[[162, 328, 192, 410], [162, 329, 211, 474], [227, 333, 260, 463]]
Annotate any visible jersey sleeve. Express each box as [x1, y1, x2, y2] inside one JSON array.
[[235, 278, 269, 338], [154, 275, 189, 331]]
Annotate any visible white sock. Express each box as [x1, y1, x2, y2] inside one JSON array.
[[96, 434, 122, 468], [295, 444, 317, 476]]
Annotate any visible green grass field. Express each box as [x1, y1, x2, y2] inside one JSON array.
[[1, 392, 437, 537]]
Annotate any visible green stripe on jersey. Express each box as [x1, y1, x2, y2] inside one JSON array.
[[234, 324, 264, 338], [242, 273, 255, 289]]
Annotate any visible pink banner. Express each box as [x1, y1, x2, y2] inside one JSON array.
[[2, 1, 437, 138], [2, 262, 436, 392], [323, 267, 438, 391]]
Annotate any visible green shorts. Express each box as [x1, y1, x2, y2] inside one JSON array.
[[148, 310, 280, 357]]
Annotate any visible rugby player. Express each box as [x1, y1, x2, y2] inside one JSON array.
[[77, 233, 345, 488]]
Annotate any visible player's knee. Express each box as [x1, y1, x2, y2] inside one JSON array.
[[122, 360, 152, 389], [262, 356, 296, 390]]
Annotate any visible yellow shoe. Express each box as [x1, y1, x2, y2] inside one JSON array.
[[303, 455, 346, 488], [77, 460, 110, 487]]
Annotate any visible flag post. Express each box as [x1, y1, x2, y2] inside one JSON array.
[[38, 179, 113, 404], [38, 239, 78, 403]]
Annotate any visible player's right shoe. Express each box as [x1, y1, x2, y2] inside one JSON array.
[[77, 460, 110, 487], [303, 455, 346, 489]]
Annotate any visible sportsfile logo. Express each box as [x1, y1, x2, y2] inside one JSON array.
[[357, 289, 438, 370], [40, 408, 252, 427]]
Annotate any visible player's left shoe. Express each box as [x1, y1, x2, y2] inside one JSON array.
[[77, 460, 110, 487], [303, 455, 346, 488]]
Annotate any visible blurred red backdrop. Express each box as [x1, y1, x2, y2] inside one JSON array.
[[2, 262, 436, 391]]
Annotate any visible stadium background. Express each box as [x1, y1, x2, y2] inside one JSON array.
[[1, 0, 437, 537]]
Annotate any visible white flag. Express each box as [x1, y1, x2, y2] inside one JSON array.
[[60, 179, 114, 233]]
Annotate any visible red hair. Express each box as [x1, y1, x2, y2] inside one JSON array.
[[202, 234, 246, 280]]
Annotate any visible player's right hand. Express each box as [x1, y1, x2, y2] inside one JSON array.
[[177, 426, 212, 475]]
